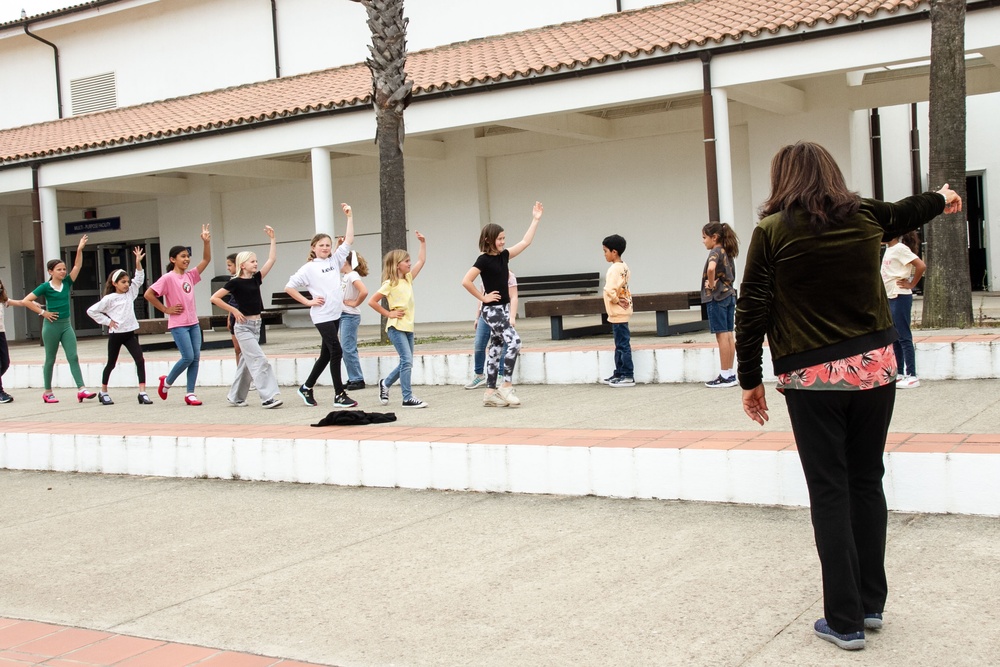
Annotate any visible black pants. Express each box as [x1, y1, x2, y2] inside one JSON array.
[[784, 383, 895, 635], [0, 332, 9, 391], [103, 331, 146, 386], [305, 319, 344, 394]]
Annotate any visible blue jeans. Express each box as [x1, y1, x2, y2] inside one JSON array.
[[167, 323, 202, 393], [889, 294, 915, 377], [612, 322, 633, 378], [385, 326, 414, 401], [473, 313, 508, 375], [339, 313, 363, 382]]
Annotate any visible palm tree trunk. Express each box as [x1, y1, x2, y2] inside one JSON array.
[[922, 0, 971, 328]]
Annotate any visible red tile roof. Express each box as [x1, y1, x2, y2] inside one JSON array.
[[0, 0, 926, 166]]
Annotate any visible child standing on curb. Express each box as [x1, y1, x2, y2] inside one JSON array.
[[462, 201, 543, 408], [701, 221, 740, 388], [464, 271, 517, 390], [144, 225, 212, 406], [285, 204, 357, 409], [368, 231, 428, 409], [211, 226, 282, 408], [0, 278, 30, 404], [602, 235, 634, 387], [86, 246, 151, 405], [22, 235, 98, 404], [881, 231, 925, 388], [340, 248, 369, 391]]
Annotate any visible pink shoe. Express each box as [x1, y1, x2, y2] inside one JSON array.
[[77, 388, 97, 403], [157, 375, 169, 400], [42, 392, 59, 404], [184, 394, 202, 406]]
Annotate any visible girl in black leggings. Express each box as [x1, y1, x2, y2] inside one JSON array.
[[86, 247, 151, 405]]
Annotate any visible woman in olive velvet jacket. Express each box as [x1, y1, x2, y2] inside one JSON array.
[[735, 142, 961, 652]]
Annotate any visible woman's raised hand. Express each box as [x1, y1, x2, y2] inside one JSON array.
[[938, 183, 963, 215]]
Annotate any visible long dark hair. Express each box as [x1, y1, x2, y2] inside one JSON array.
[[759, 142, 860, 229], [702, 221, 740, 258], [0, 279, 7, 304], [165, 245, 187, 272], [478, 223, 504, 254], [901, 231, 921, 255]]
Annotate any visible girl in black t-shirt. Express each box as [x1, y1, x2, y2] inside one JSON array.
[[461, 201, 543, 407], [210, 226, 283, 408]]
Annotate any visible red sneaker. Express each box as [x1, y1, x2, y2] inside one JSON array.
[[42, 393, 59, 404], [184, 394, 202, 406], [157, 375, 169, 400]]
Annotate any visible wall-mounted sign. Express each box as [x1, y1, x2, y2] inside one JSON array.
[[65, 216, 121, 235]]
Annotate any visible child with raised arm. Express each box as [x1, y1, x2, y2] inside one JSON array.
[[701, 221, 740, 388], [339, 248, 369, 390], [144, 224, 212, 406], [0, 278, 31, 404], [86, 246, 151, 405], [21, 235, 98, 404], [881, 231, 926, 388], [368, 232, 428, 409], [462, 201, 543, 407], [285, 204, 358, 409], [211, 226, 282, 408], [602, 234, 634, 387]]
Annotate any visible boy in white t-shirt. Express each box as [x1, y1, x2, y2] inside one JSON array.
[[881, 231, 926, 388]]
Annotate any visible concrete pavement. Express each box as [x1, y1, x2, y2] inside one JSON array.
[[2, 470, 999, 667]]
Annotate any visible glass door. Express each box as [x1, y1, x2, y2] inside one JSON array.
[[64, 244, 101, 336]]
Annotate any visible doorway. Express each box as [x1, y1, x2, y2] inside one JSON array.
[[967, 174, 987, 290]]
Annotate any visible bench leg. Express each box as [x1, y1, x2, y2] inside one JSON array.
[[548, 314, 612, 340], [550, 316, 565, 340]]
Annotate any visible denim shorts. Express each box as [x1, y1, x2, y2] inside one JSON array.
[[707, 294, 735, 333]]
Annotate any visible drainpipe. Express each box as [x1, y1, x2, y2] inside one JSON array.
[[700, 52, 720, 223], [31, 165, 45, 284], [616, 0, 623, 11], [271, 0, 281, 78], [870, 108, 884, 201], [23, 25, 63, 118], [909, 103, 922, 195]]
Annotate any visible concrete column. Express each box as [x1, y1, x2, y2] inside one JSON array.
[[712, 88, 735, 225], [39, 186, 61, 262], [311, 147, 335, 237]]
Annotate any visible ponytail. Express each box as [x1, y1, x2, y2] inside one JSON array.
[[702, 221, 740, 259]]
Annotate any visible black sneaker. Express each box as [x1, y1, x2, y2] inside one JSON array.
[[402, 397, 427, 409], [262, 398, 283, 409], [601, 374, 619, 385], [344, 380, 366, 391], [0, 391, 12, 404], [705, 375, 738, 388], [297, 384, 317, 407], [864, 613, 883, 630], [378, 379, 389, 405], [608, 376, 635, 387], [334, 392, 358, 408]]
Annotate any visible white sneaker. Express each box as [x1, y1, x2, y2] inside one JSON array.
[[497, 385, 521, 407], [897, 376, 921, 389], [483, 389, 509, 407]]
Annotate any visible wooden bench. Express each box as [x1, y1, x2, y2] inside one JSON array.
[[271, 290, 312, 311], [135, 316, 212, 336], [517, 273, 601, 298], [524, 291, 709, 340]]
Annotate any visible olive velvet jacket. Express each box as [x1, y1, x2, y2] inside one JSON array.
[[735, 192, 946, 390]]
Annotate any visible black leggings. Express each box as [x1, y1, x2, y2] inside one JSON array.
[[0, 332, 8, 392], [103, 331, 146, 386], [304, 319, 344, 393]]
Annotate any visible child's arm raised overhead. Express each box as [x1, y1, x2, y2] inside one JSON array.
[[259, 226, 277, 278], [341, 203, 355, 246], [68, 234, 89, 282], [194, 224, 212, 274], [410, 232, 427, 279], [462, 267, 500, 304], [506, 201, 543, 259]]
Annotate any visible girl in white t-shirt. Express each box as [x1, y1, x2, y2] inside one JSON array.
[[339, 249, 369, 390], [86, 246, 150, 405], [881, 231, 926, 388]]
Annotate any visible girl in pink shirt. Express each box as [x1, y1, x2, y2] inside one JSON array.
[[144, 225, 212, 405]]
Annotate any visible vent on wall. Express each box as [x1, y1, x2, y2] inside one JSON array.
[[70, 72, 118, 115]]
